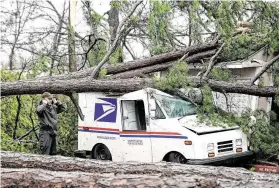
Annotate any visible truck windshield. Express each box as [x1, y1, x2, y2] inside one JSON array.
[[154, 94, 196, 118]]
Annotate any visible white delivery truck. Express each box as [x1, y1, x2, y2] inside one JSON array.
[[75, 88, 253, 164]]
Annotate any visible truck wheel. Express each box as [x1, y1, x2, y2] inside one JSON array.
[[169, 152, 187, 164], [92, 144, 112, 160]]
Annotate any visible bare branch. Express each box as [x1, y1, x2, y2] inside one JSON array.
[[124, 41, 136, 60], [202, 43, 225, 79], [250, 55, 279, 85], [68, 93, 84, 121], [90, 0, 143, 79]]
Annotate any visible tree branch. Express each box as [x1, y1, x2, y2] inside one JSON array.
[[13, 96, 21, 139], [90, 0, 143, 79], [202, 43, 225, 79], [67, 93, 84, 121], [124, 41, 136, 60], [250, 55, 279, 85]]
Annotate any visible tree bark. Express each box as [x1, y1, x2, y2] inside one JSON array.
[[111, 50, 216, 79], [1, 76, 278, 97], [189, 77, 279, 97], [108, 2, 119, 46], [33, 42, 218, 81], [1, 151, 279, 188], [0, 78, 154, 96], [105, 43, 218, 75], [250, 55, 279, 85], [68, 0, 77, 72]]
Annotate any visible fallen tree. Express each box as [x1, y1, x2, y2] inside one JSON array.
[[2, 40, 278, 98], [110, 50, 216, 79], [1, 151, 279, 187], [1, 76, 278, 97], [33, 42, 219, 81]]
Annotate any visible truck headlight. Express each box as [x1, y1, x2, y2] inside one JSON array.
[[236, 139, 242, 146], [207, 143, 214, 151]]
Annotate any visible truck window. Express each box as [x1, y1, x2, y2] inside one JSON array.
[[155, 103, 165, 119], [122, 100, 146, 131], [154, 94, 196, 118]]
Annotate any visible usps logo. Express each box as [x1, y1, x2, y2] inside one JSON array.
[[94, 98, 117, 123]]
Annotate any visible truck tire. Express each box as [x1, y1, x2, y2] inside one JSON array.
[[168, 152, 187, 164], [92, 144, 112, 161]]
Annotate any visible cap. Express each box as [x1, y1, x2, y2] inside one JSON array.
[[42, 92, 53, 99]]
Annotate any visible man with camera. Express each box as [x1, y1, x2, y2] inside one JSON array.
[[36, 92, 66, 155]]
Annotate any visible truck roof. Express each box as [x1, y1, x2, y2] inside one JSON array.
[[121, 87, 173, 99]]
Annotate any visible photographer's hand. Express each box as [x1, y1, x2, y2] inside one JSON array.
[[42, 98, 48, 104], [52, 98, 58, 104]]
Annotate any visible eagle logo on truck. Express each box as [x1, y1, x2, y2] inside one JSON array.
[[94, 98, 117, 123]]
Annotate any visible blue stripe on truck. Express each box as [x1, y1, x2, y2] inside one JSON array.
[[78, 129, 187, 139]]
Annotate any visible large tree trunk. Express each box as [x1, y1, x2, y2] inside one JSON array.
[[1, 151, 278, 188], [1, 76, 278, 97], [68, 0, 77, 72], [0, 78, 153, 96]]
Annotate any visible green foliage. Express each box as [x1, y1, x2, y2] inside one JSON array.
[[110, 1, 122, 8], [155, 61, 189, 91], [1, 68, 18, 81], [129, 15, 139, 25], [220, 34, 266, 62], [1, 70, 78, 156], [209, 68, 232, 81], [109, 47, 123, 65], [275, 95, 279, 106], [1, 69, 41, 153], [91, 12, 103, 23], [98, 68, 107, 79], [275, 76, 279, 86], [258, 78, 265, 87], [88, 40, 107, 67], [217, 2, 235, 37], [197, 85, 279, 156], [252, 1, 279, 53], [148, 0, 172, 55], [28, 56, 51, 78], [56, 97, 78, 156]]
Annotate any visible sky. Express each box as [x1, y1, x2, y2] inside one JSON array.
[[0, 0, 151, 69]]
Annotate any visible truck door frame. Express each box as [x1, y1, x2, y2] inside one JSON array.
[[119, 99, 153, 162]]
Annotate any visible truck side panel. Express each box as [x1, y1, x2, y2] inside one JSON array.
[[78, 93, 123, 161]]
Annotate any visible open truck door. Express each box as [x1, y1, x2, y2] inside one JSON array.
[[120, 100, 153, 162]]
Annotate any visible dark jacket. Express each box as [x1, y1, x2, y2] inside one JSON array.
[[36, 101, 66, 134]]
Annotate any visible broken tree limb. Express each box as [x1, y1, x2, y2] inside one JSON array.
[[13, 126, 39, 144], [90, 1, 143, 79], [105, 43, 218, 75], [1, 151, 279, 188], [33, 42, 219, 81], [202, 43, 225, 79], [1, 76, 278, 97], [68, 93, 84, 121], [110, 50, 217, 79], [189, 77, 279, 97], [250, 54, 279, 85]]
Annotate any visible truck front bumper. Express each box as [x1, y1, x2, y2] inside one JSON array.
[[187, 151, 253, 165]]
